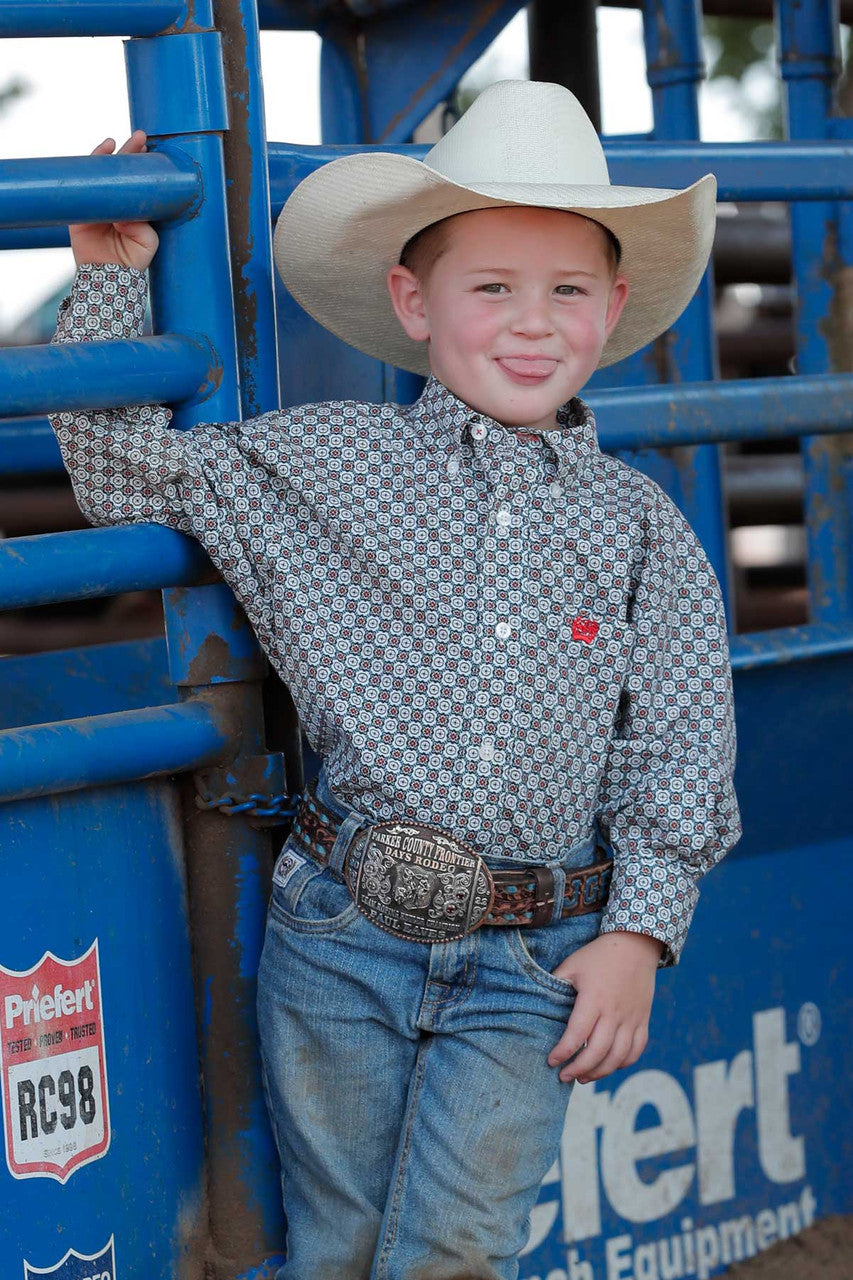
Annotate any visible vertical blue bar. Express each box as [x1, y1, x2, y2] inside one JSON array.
[[593, 0, 729, 611], [126, 9, 287, 1265], [216, 0, 281, 418], [645, 0, 727, 604], [779, 0, 850, 622]]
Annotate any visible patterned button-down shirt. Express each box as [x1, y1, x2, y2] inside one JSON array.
[[50, 265, 741, 962]]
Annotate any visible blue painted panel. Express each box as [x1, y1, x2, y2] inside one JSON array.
[[518, 653, 853, 1277], [519, 835, 851, 1278], [0, 780, 205, 1277]]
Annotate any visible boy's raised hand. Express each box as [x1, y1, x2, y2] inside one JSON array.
[[547, 930, 663, 1084], [69, 131, 159, 271]]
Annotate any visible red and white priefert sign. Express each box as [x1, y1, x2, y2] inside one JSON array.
[[0, 941, 110, 1182]]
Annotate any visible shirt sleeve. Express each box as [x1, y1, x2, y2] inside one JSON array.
[[48, 263, 206, 534], [46, 264, 293, 660], [597, 484, 742, 965]]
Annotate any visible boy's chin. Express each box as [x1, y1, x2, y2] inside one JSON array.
[[475, 387, 578, 432], [431, 372, 579, 430]]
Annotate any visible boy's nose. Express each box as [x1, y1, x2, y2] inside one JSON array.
[[510, 296, 555, 338]]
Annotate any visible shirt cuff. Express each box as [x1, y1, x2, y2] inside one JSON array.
[[599, 854, 700, 967], [55, 264, 148, 344]]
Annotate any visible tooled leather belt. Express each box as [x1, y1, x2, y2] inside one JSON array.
[[289, 783, 612, 944]]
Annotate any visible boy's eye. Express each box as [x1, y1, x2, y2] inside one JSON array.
[[478, 283, 508, 294], [554, 284, 580, 297]]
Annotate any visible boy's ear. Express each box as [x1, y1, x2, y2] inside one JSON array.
[[604, 274, 630, 339], [386, 265, 430, 343]]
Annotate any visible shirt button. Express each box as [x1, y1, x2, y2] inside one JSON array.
[[479, 739, 496, 761], [471, 422, 488, 443], [495, 621, 512, 640], [446, 455, 460, 479], [549, 481, 563, 500], [495, 507, 512, 530]]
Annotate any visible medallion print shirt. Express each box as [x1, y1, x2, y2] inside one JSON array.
[[49, 265, 741, 963]]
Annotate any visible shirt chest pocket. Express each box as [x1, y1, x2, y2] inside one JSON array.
[[551, 616, 636, 760]]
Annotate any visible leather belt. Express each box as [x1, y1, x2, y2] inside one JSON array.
[[290, 783, 612, 943]]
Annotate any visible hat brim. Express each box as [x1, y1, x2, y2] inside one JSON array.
[[274, 152, 717, 374]]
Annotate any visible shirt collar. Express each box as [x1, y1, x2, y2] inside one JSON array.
[[407, 376, 600, 482]]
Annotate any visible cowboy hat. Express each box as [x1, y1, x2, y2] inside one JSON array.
[[273, 80, 716, 374]]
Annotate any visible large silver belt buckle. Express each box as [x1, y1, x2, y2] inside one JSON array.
[[347, 822, 495, 943]]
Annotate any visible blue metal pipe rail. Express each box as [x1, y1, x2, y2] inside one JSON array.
[[0, 526, 211, 608], [8, 369, 853, 481], [0, 702, 227, 803], [729, 621, 853, 671], [0, 334, 215, 417], [0, 1, 185, 37], [265, 139, 853, 215], [0, 418, 62, 473], [0, 153, 200, 227], [591, 373, 853, 449], [6, 139, 853, 253]]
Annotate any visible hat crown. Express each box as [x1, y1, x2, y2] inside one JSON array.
[[424, 80, 610, 188]]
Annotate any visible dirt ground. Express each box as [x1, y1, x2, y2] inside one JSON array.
[[722, 1216, 853, 1278]]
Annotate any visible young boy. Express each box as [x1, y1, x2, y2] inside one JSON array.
[[51, 81, 740, 1280]]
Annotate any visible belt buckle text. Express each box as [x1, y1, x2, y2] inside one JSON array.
[[348, 822, 494, 943]]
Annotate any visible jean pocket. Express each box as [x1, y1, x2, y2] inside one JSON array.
[[509, 909, 603, 998], [269, 848, 358, 935]]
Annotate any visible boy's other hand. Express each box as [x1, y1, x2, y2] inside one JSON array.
[[547, 931, 663, 1084], [69, 131, 159, 271]]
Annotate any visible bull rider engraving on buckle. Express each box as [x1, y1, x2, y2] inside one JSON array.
[[348, 822, 494, 943]]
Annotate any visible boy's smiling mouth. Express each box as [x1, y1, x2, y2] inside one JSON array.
[[495, 355, 558, 383]]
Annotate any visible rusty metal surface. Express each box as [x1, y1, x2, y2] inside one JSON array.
[[178, 683, 283, 1277], [214, 0, 281, 420]]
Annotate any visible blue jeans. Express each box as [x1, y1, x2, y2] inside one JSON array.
[[257, 771, 603, 1280]]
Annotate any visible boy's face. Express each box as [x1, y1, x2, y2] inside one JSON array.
[[387, 206, 629, 432]]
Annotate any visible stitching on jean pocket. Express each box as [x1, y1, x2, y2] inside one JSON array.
[[510, 928, 578, 997], [269, 865, 359, 935]]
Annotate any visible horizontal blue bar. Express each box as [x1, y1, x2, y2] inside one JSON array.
[[267, 140, 853, 214], [589, 374, 853, 450], [0, 153, 199, 229], [0, 702, 226, 804], [0, 333, 213, 417], [0, 526, 211, 609], [0, 1, 184, 38], [8, 137, 852, 253], [6, 371, 853, 477], [0, 418, 63, 474], [730, 622, 853, 671], [605, 141, 853, 201], [0, 226, 68, 250]]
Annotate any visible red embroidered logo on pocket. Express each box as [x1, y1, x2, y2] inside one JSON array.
[[571, 617, 599, 644]]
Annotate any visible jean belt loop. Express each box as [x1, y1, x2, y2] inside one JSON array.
[[550, 865, 567, 924], [552, 834, 599, 921], [327, 810, 367, 877]]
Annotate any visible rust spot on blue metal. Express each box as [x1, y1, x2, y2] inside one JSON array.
[[214, 0, 262, 412]]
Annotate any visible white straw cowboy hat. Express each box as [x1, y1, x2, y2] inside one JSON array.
[[274, 80, 717, 374]]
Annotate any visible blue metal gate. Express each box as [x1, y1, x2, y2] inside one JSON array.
[[1, 2, 851, 1277]]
